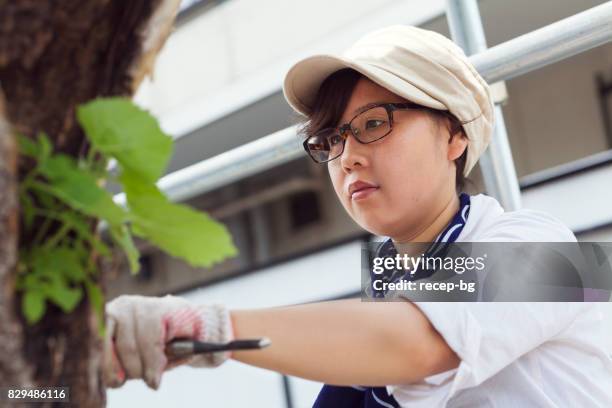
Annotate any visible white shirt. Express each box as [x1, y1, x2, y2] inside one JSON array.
[[387, 193, 612, 407]]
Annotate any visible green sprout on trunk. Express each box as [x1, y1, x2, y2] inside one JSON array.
[[17, 98, 237, 334]]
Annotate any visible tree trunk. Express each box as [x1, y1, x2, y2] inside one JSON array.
[[0, 1, 180, 406]]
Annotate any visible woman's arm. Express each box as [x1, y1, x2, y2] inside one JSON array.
[[230, 298, 459, 386]]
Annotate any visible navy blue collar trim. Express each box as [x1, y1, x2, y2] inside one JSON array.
[[372, 193, 471, 293]]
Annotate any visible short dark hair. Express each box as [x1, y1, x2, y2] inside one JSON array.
[[298, 68, 470, 193]]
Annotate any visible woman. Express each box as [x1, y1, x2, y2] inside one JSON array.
[[104, 26, 612, 406]]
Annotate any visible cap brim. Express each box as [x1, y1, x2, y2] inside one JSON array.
[[283, 54, 446, 116]]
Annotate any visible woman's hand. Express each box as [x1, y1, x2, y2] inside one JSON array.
[[103, 294, 233, 390]]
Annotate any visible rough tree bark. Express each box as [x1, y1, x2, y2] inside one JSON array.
[[0, 1, 180, 406]]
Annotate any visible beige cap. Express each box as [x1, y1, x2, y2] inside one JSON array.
[[282, 25, 494, 177]]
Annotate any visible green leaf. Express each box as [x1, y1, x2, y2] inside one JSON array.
[[20, 191, 36, 231], [44, 283, 82, 313], [85, 280, 106, 337], [28, 246, 86, 284], [32, 187, 57, 209], [17, 132, 52, 168], [77, 98, 173, 183], [18, 272, 44, 291], [38, 154, 127, 226], [62, 211, 111, 258], [120, 171, 237, 268], [23, 290, 46, 325], [37, 132, 52, 161], [110, 224, 141, 274], [28, 247, 83, 313], [72, 238, 96, 275], [17, 134, 39, 157]]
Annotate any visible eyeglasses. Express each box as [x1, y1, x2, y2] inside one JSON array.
[[302, 102, 424, 163]]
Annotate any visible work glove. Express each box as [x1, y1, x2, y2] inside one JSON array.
[[103, 294, 233, 390]]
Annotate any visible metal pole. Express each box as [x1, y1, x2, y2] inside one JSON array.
[[113, 2, 612, 205], [113, 125, 304, 206], [446, 0, 522, 211], [472, 1, 612, 84]]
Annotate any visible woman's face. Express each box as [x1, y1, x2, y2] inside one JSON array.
[[327, 78, 467, 241]]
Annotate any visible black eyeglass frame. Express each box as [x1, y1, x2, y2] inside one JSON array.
[[302, 102, 426, 164]]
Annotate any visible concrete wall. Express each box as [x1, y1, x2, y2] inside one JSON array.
[[134, 0, 445, 118]]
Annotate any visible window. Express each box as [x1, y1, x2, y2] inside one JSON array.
[[289, 191, 322, 230]]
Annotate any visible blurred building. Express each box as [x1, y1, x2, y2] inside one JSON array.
[[107, 0, 612, 406]]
